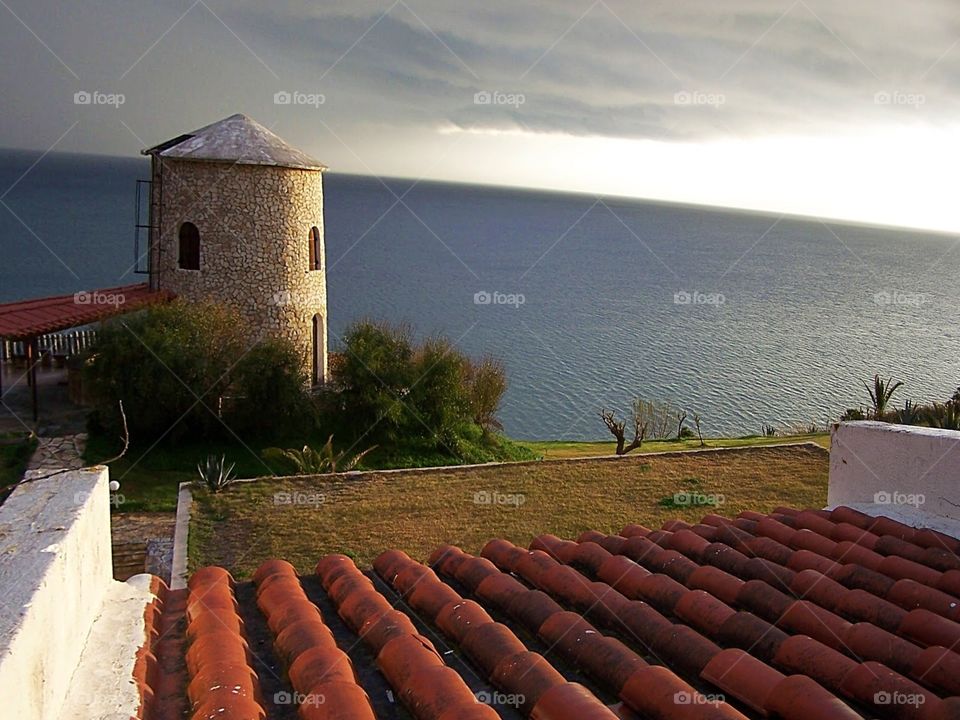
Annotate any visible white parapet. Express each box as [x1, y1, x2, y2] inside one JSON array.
[[829, 421, 960, 537], [0, 466, 155, 720]]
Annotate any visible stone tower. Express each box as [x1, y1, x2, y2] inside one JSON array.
[[142, 114, 328, 384]]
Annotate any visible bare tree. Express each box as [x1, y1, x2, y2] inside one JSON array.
[[600, 407, 648, 455], [676, 409, 688, 440], [634, 398, 672, 439], [692, 412, 705, 447]]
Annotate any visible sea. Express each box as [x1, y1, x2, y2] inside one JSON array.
[[1, 148, 958, 440]]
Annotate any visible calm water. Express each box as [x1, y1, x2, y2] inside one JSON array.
[[1, 148, 958, 439]]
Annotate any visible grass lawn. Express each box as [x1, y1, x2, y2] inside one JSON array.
[[189, 443, 828, 578], [526, 432, 831, 459], [84, 432, 536, 512], [85, 434, 280, 512], [90, 430, 830, 513]]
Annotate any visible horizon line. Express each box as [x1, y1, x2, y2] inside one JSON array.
[[2, 144, 957, 239]]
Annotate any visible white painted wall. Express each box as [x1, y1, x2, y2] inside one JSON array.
[[0, 467, 113, 719], [0, 466, 154, 720], [829, 421, 960, 537]]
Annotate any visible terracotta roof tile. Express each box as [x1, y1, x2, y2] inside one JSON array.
[[136, 504, 960, 719]]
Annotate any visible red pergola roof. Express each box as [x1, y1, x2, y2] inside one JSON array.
[[0, 283, 175, 340]]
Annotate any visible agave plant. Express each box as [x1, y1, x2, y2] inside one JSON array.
[[262, 435, 376, 475], [196, 454, 238, 493], [862, 374, 904, 419], [896, 399, 922, 426]]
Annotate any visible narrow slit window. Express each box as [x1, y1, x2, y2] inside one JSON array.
[[309, 226, 322, 271], [178, 222, 200, 270], [312, 313, 325, 384]]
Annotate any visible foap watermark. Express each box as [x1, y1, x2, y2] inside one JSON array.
[[673, 490, 725, 508], [274, 90, 325, 108], [873, 289, 929, 308], [74, 90, 125, 107], [674, 290, 725, 306], [274, 691, 325, 707], [674, 691, 726, 706], [271, 289, 312, 306], [873, 490, 925, 508], [74, 489, 125, 508], [674, 90, 725, 108], [476, 691, 525, 708], [474, 90, 525, 107], [74, 290, 126, 308], [874, 691, 926, 708], [274, 491, 326, 507], [874, 90, 925, 109], [474, 290, 525, 308], [473, 490, 525, 508]]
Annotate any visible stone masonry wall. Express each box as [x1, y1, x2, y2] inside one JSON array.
[[153, 158, 327, 382]]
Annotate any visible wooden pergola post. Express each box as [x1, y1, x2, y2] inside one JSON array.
[[27, 335, 38, 423]]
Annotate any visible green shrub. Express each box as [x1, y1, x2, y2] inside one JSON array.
[[409, 337, 471, 447], [85, 300, 246, 442], [86, 301, 314, 445], [336, 320, 415, 444], [465, 356, 507, 432], [334, 320, 507, 451], [227, 337, 312, 440]]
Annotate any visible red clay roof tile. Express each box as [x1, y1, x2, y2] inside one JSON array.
[[776, 600, 853, 650], [835, 588, 907, 631], [717, 611, 789, 662], [764, 675, 863, 720], [140, 503, 960, 720], [789, 569, 849, 609], [687, 564, 745, 604], [619, 665, 745, 719], [701, 647, 786, 714], [674, 589, 737, 634]]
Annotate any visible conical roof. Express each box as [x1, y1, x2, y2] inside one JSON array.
[[142, 113, 326, 171]]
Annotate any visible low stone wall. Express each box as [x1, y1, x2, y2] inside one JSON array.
[[829, 421, 960, 537]]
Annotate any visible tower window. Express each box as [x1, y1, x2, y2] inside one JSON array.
[[309, 226, 322, 271], [178, 222, 200, 270], [312, 313, 325, 385]]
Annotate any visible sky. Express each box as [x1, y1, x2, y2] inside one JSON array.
[[1, 0, 958, 232]]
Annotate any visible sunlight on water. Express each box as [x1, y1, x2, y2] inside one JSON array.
[[2, 151, 958, 439]]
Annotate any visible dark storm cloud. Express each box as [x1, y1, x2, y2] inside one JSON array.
[[218, 0, 960, 140], [0, 0, 957, 152]]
